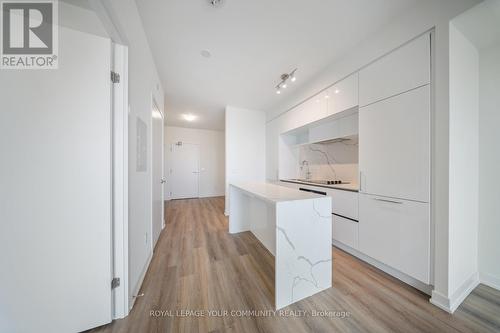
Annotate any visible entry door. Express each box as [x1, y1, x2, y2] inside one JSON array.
[[171, 143, 200, 199], [0, 26, 112, 332], [152, 104, 165, 247]]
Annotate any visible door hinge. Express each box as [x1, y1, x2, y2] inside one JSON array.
[[111, 71, 120, 83], [111, 277, 120, 289]]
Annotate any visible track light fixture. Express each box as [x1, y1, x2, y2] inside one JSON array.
[[275, 69, 297, 95]]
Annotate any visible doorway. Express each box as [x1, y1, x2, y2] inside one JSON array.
[[170, 142, 200, 199], [151, 101, 165, 248]]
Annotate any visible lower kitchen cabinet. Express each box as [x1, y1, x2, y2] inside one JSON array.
[[358, 193, 430, 284], [333, 214, 358, 249], [327, 188, 358, 220]]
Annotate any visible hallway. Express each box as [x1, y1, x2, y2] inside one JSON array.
[[90, 197, 500, 333]]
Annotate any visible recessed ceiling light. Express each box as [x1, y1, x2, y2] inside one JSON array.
[[200, 49, 211, 58], [182, 114, 197, 122], [209, 0, 224, 7]]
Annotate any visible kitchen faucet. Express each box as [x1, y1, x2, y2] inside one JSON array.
[[300, 160, 312, 180]]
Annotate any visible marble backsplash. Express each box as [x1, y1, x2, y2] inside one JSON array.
[[298, 136, 358, 183]]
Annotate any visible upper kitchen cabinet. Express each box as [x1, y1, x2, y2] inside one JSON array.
[[326, 73, 359, 116], [359, 33, 430, 107], [308, 112, 358, 143], [307, 90, 329, 122], [359, 85, 430, 203], [282, 91, 328, 133]]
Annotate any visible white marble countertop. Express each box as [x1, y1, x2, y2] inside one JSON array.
[[230, 182, 328, 203], [280, 179, 359, 192]]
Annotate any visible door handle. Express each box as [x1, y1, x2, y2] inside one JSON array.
[[160, 178, 166, 184], [373, 198, 403, 204]]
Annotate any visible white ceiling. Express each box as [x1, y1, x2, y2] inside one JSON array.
[[136, 0, 418, 130], [452, 0, 500, 50]]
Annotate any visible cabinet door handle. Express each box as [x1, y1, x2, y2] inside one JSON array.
[[373, 198, 403, 204], [299, 187, 326, 196]]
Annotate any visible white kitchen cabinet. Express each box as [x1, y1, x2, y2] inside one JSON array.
[[359, 85, 430, 203], [333, 215, 358, 249], [358, 193, 430, 284], [308, 91, 329, 121], [327, 188, 358, 220], [359, 33, 430, 107], [283, 91, 328, 133], [308, 112, 358, 144], [283, 101, 306, 133], [326, 73, 359, 116]]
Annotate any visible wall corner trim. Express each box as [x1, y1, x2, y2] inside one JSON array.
[[430, 290, 452, 313], [430, 272, 480, 313]]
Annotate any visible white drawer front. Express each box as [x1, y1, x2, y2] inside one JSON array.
[[358, 193, 430, 284], [328, 189, 359, 220], [333, 215, 358, 250]]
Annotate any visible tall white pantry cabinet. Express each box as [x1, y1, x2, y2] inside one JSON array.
[[358, 33, 431, 284]]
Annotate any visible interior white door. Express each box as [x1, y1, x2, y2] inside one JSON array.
[[151, 105, 164, 248], [0, 27, 112, 333], [171, 143, 200, 199]]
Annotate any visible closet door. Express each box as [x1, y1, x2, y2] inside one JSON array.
[[0, 27, 113, 333]]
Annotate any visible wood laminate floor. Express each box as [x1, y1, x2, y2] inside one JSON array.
[[89, 197, 500, 333]]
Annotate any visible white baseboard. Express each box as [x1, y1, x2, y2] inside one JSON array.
[[332, 240, 433, 295], [431, 272, 479, 313], [129, 252, 153, 311], [430, 290, 451, 312], [480, 272, 500, 291], [199, 193, 225, 198], [450, 272, 480, 312]]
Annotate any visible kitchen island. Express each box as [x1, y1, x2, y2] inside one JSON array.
[[228, 182, 332, 309]]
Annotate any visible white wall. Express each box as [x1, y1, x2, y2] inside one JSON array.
[[59, 1, 108, 37], [448, 23, 479, 307], [225, 106, 266, 214], [265, 0, 481, 310], [164, 126, 225, 199], [105, 0, 165, 309], [479, 44, 500, 290]]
